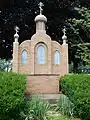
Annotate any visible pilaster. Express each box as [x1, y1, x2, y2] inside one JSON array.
[[12, 42, 19, 73]]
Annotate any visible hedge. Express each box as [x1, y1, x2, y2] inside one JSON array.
[[60, 74, 90, 120], [0, 72, 26, 120]]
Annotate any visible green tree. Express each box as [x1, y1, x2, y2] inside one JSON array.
[[66, 7, 90, 72]]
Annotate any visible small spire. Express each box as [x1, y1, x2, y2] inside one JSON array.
[[62, 26, 67, 44], [38, 2, 44, 14], [14, 26, 20, 42]]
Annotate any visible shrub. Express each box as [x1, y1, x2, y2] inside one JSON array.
[[22, 96, 50, 120], [56, 95, 74, 117], [0, 72, 26, 120], [60, 74, 90, 120]]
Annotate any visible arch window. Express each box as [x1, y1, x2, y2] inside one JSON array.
[[37, 45, 45, 64], [54, 50, 60, 64], [21, 50, 27, 64]]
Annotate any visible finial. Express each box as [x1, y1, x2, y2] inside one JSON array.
[[14, 26, 20, 42], [62, 26, 67, 44], [62, 26, 66, 36], [14, 26, 20, 34], [38, 2, 44, 14]]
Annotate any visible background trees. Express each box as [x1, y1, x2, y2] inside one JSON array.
[[66, 7, 90, 72], [0, 0, 90, 72]]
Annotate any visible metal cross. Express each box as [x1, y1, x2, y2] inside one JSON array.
[[38, 2, 44, 14], [62, 26, 66, 35], [14, 26, 20, 34]]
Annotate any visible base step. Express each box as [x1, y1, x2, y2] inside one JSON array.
[[32, 93, 64, 104]]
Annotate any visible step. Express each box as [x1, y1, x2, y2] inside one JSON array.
[[32, 93, 64, 104]]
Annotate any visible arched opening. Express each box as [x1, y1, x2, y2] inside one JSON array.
[[21, 50, 27, 64], [54, 50, 60, 64]]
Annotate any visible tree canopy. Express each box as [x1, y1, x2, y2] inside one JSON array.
[[0, 0, 90, 71]]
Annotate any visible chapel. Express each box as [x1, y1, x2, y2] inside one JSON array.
[[12, 2, 68, 94]]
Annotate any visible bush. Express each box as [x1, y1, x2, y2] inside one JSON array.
[[56, 95, 74, 117], [0, 72, 26, 120], [60, 74, 90, 120], [22, 96, 50, 120]]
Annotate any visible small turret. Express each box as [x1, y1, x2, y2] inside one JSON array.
[[12, 26, 20, 73]]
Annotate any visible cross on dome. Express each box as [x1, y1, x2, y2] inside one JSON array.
[[62, 26, 67, 42], [62, 26, 66, 35], [38, 2, 44, 14], [14, 26, 20, 34]]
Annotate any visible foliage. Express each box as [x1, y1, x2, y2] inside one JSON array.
[[60, 74, 90, 120], [0, 72, 26, 120], [56, 95, 74, 117], [0, 58, 12, 72], [67, 7, 90, 72], [76, 44, 90, 66], [67, 7, 90, 43], [73, 7, 90, 35], [21, 96, 50, 120]]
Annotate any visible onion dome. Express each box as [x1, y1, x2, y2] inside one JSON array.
[[35, 14, 47, 23], [62, 34, 67, 40], [14, 33, 19, 39]]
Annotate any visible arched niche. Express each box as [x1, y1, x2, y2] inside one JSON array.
[[54, 50, 60, 65], [21, 50, 28, 64]]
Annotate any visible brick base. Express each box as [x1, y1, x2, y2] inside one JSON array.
[[26, 74, 60, 94]]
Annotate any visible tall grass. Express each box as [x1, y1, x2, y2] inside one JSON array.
[[22, 96, 50, 120], [56, 95, 74, 117]]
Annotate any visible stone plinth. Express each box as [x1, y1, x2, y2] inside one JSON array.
[[27, 74, 60, 94]]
